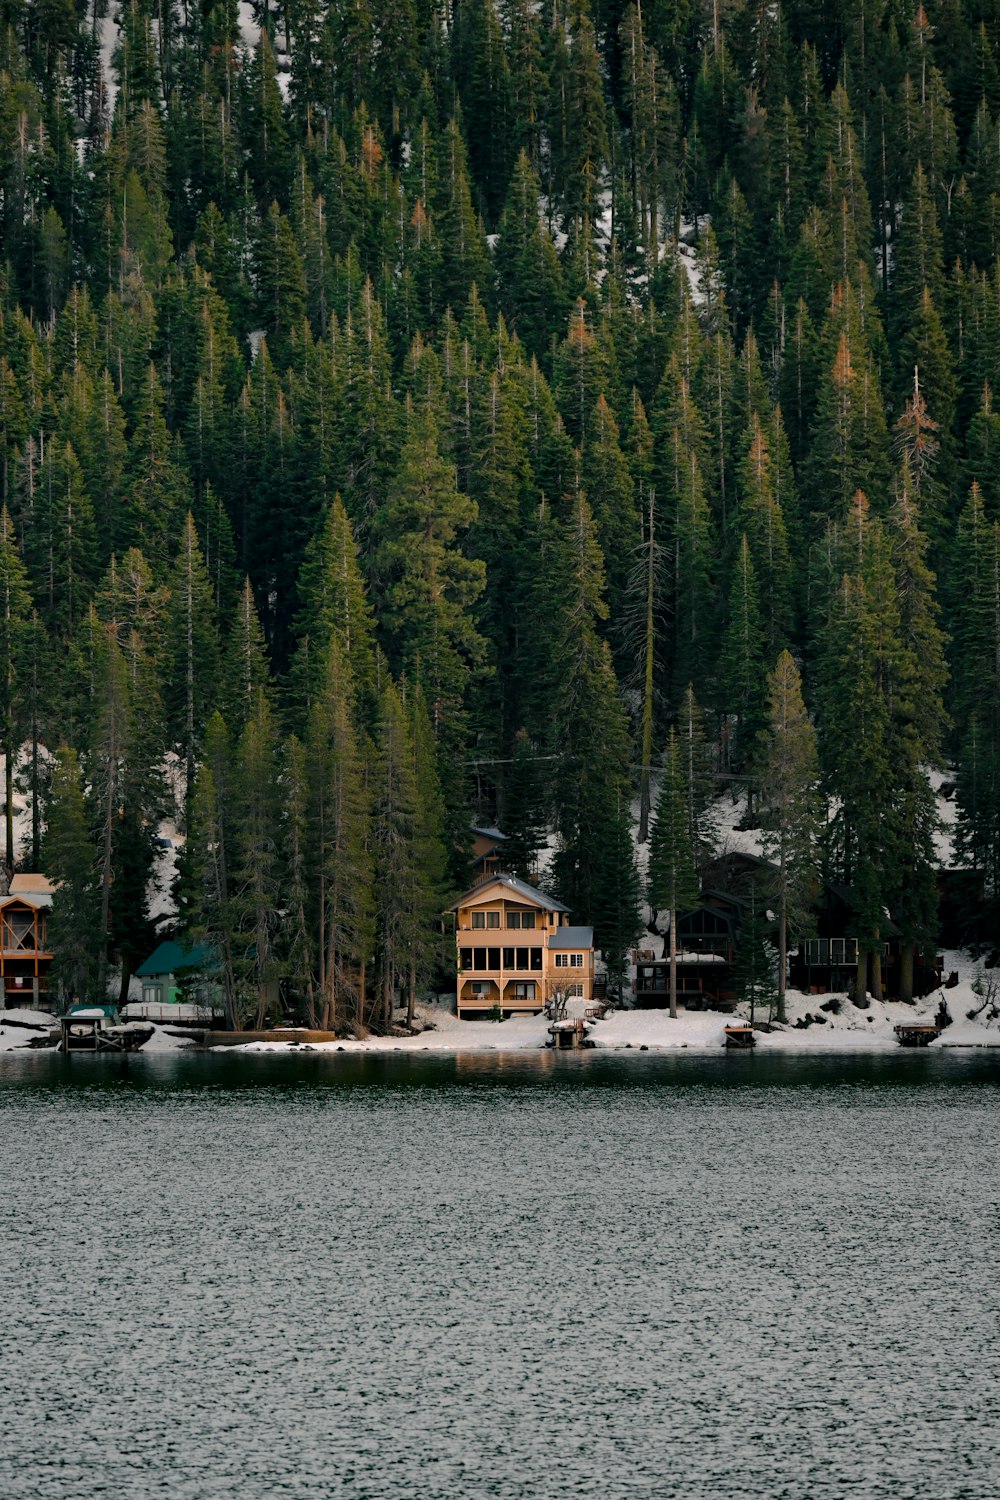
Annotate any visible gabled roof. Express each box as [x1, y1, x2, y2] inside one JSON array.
[[548, 925, 593, 949], [135, 940, 216, 978], [10, 873, 55, 895], [470, 825, 507, 842], [450, 872, 569, 913], [0, 890, 52, 910]]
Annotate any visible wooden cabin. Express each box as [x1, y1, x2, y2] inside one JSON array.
[[634, 889, 744, 1011], [0, 875, 55, 1010], [449, 873, 594, 1019], [129, 940, 225, 1022], [788, 883, 942, 997], [469, 825, 508, 884]]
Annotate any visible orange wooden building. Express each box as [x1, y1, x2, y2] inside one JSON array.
[[0, 874, 55, 1010], [449, 872, 594, 1019]]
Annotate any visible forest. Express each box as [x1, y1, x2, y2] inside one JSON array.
[[0, 0, 999, 1026]]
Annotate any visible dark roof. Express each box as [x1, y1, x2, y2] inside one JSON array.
[[548, 925, 594, 949], [135, 940, 216, 978], [470, 824, 507, 842]]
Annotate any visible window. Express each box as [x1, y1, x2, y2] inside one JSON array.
[[464, 948, 501, 971], [472, 911, 485, 930], [511, 982, 536, 1000], [469, 982, 491, 995], [570, 953, 583, 968], [486, 911, 500, 929], [555, 953, 568, 968], [531, 949, 542, 971], [507, 912, 520, 930], [567, 984, 584, 997], [520, 912, 535, 930]]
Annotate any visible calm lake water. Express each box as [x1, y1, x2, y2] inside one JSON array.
[[1, 1049, 998, 1499]]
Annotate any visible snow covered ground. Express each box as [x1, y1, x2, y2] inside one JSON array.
[[223, 956, 1000, 1056]]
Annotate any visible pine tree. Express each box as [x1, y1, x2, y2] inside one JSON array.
[[43, 745, 101, 1003], [718, 535, 768, 774], [755, 650, 821, 1022], [221, 579, 273, 734], [377, 398, 486, 764], [731, 883, 777, 1023], [162, 514, 221, 794], [501, 727, 547, 880], [372, 676, 421, 1031], [290, 493, 377, 726], [549, 492, 635, 928], [187, 712, 239, 1027], [647, 727, 699, 1019], [0, 505, 32, 878], [306, 642, 373, 1030], [231, 696, 281, 1028]]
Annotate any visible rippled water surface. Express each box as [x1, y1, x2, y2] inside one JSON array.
[[1, 1048, 998, 1498]]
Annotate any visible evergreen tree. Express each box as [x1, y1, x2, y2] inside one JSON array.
[[162, 514, 221, 794], [0, 505, 32, 878], [647, 728, 699, 1019], [377, 398, 486, 765], [43, 745, 101, 1002], [306, 642, 373, 1030], [731, 883, 777, 1024], [755, 649, 821, 1022], [718, 534, 768, 775]]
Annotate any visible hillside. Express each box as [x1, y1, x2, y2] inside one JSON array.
[[0, 0, 998, 1024]]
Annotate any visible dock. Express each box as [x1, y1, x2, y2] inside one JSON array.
[[893, 1022, 941, 1048], [724, 1025, 756, 1050], [547, 1019, 593, 1049], [58, 1015, 153, 1052]]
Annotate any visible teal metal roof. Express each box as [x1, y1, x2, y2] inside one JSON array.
[[135, 940, 216, 978]]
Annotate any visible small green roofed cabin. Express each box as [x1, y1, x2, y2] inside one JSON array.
[[128, 941, 224, 1023]]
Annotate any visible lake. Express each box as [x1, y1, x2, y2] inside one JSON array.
[[1, 1049, 997, 1498]]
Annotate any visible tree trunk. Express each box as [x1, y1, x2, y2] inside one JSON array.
[[637, 501, 656, 844], [900, 942, 915, 1003], [855, 945, 867, 1006], [773, 852, 791, 1026], [669, 907, 678, 1019], [872, 945, 884, 1003], [3, 738, 13, 883]]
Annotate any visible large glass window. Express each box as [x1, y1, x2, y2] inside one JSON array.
[[486, 911, 500, 929], [471, 911, 485, 930]]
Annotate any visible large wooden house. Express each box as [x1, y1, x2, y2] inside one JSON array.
[[633, 889, 744, 1011], [0, 874, 55, 1010], [788, 883, 943, 997], [449, 873, 594, 1019]]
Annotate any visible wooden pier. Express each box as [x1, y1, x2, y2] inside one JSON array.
[[547, 1019, 592, 1049], [724, 1025, 756, 1050], [58, 1015, 153, 1052], [893, 1022, 941, 1048]]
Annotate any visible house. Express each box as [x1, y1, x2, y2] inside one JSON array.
[[0, 874, 55, 1010], [788, 883, 942, 997], [449, 873, 594, 1019], [469, 825, 508, 883], [634, 889, 744, 1011], [128, 940, 225, 1022]]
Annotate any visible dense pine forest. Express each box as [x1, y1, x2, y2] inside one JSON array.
[[1, 0, 999, 1026]]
